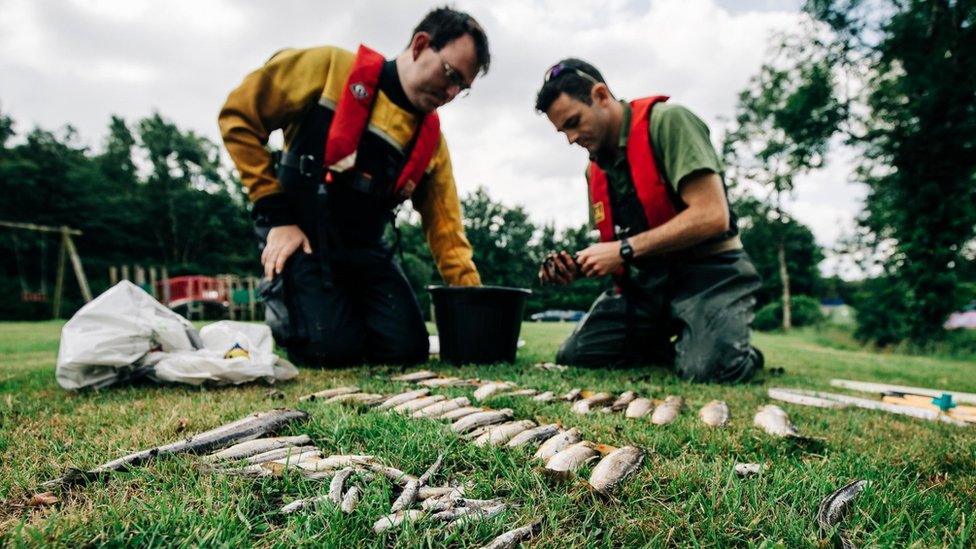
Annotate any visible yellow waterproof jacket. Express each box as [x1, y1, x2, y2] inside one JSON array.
[[218, 45, 480, 287]]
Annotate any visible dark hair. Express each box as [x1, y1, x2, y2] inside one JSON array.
[[412, 7, 491, 75], [534, 58, 608, 113]]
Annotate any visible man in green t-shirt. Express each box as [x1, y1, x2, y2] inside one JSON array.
[[535, 58, 763, 383]]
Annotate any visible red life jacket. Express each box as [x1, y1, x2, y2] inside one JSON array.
[[322, 44, 441, 200], [588, 95, 677, 243]]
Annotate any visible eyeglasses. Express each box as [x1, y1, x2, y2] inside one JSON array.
[[544, 63, 600, 85], [438, 52, 472, 98]]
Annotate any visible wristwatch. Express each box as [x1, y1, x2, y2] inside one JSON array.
[[619, 238, 634, 263]]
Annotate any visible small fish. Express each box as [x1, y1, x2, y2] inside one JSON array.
[[257, 448, 321, 468], [329, 467, 355, 504], [377, 389, 431, 411], [392, 478, 420, 513], [817, 480, 868, 549], [534, 428, 582, 461], [299, 386, 360, 402], [571, 392, 613, 415], [474, 420, 536, 447], [699, 400, 731, 427], [437, 406, 484, 421], [532, 391, 556, 402], [506, 424, 561, 448], [474, 382, 517, 402], [495, 389, 538, 399], [417, 485, 464, 501], [431, 506, 477, 522], [611, 391, 638, 411], [203, 435, 312, 462], [281, 454, 374, 472], [391, 370, 439, 382], [373, 509, 425, 534], [478, 520, 541, 549], [545, 441, 599, 476], [362, 462, 418, 485], [444, 503, 507, 531], [534, 362, 568, 372], [734, 463, 764, 477], [451, 409, 514, 433], [340, 486, 360, 513], [245, 445, 319, 465], [419, 377, 476, 388], [562, 388, 582, 401], [209, 463, 274, 478], [325, 392, 386, 405], [392, 394, 447, 414], [412, 397, 471, 419], [422, 496, 502, 512], [588, 446, 644, 495], [651, 396, 683, 425], [280, 494, 331, 514], [625, 398, 654, 419], [753, 404, 800, 438]]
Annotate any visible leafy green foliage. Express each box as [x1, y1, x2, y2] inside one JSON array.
[[753, 295, 825, 331]]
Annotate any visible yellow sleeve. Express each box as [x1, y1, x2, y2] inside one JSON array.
[[413, 135, 482, 287], [217, 46, 340, 203]]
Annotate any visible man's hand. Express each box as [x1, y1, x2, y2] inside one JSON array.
[[577, 241, 624, 277], [261, 225, 312, 280], [538, 251, 579, 286]]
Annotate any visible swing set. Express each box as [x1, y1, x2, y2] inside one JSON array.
[[0, 220, 92, 318]]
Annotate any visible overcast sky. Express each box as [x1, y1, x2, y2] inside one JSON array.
[[0, 0, 865, 277]]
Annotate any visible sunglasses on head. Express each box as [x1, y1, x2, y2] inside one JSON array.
[[544, 63, 600, 85]]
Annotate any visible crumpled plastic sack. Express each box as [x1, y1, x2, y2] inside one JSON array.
[[56, 281, 297, 390]]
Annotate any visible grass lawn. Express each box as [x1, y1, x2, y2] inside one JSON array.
[[1, 320, 974, 547]]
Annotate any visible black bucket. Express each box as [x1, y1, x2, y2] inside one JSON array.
[[428, 285, 532, 364]]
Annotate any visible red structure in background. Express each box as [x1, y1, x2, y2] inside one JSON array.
[[156, 275, 228, 309]]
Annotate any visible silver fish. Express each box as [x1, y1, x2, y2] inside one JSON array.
[[393, 394, 447, 414], [340, 486, 360, 513], [391, 453, 444, 512], [377, 389, 431, 411], [419, 376, 477, 387], [474, 382, 517, 401], [299, 386, 360, 402], [451, 409, 514, 433], [245, 445, 319, 464], [373, 509, 425, 534], [495, 389, 538, 399], [437, 406, 484, 421], [611, 391, 638, 411], [417, 485, 460, 501], [817, 480, 868, 549], [412, 397, 470, 418], [534, 428, 582, 461], [260, 448, 321, 469], [478, 520, 541, 549], [699, 400, 730, 427], [203, 435, 312, 462], [734, 463, 765, 477], [45, 408, 309, 488], [651, 396, 683, 425], [280, 494, 331, 514], [588, 446, 644, 495], [625, 398, 655, 418], [281, 454, 374, 472], [506, 424, 561, 448], [545, 441, 599, 475], [325, 392, 386, 405], [329, 467, 355, 504], [753, 404, 800, 437], [422, 496, 502, 512], [534, 362, 567, 372], [391, 370, 439, 382], [209, 463, 275, 478], [532, 391, 556, 402], [474, 420, 536, 447], [444, 503, 507, 531], [571, 392, 614, 414], [562, 388, 582, 401], [362, 462, 418, 485]]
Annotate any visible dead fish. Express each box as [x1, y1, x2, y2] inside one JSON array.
[[393, 394, 447, 414], [651, 396, 683, 425], [280, 494, 331, 514], [817, 480, 868, 549], [412, 397, 471, 419], [571, 392, 613, 415], [734, 463, 764, 477], [299, 386, 360, 402], [281, 454, 374, 472], [534, 362, 568, 372], [437, 406, 484, 421], [611, 391, 638, 411], [753, 404, 800, 438], [534, 428, 582, 461], [422, 496, 502, 512], [444, 502, 507, 531], [391, 370, 439, 382], [377, 389, 431, 411], [362, 462, 418, 485], [474, 382, 517, 402], [451, 409, 514, 433], [625, 398, 654, 419], [210, 463, 275, 478], [478, 519, 541, 549], [506, 424, 561, 448], [329, 467, 355, 504], [419, 377, 476, 388], [495, 389, 538, 399], [373, 509, 425, 534], [474, 420, 536, 447], [258, 448, 321, 468], [699, 400, 731, 427], [203, 434, 312, 462], [532, 391, 556, 402], [340, 486, 360, 513], [588, 446, 644, 495], [391, 453, 444, 512], [325, 392, 386, 405], [562, 388, 582, 401], [545, 441, 599, 476], [245, 445, 319, 465], [44, 408, 309, 488], [417, 485, 461, 501]]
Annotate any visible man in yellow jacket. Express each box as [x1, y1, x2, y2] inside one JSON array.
[[219, 7, 488, 367]]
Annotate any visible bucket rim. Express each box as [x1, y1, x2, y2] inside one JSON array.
[[426, 284, 532, 296]]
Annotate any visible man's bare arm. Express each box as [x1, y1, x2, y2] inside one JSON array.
[[629, 171, 729, 258]]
